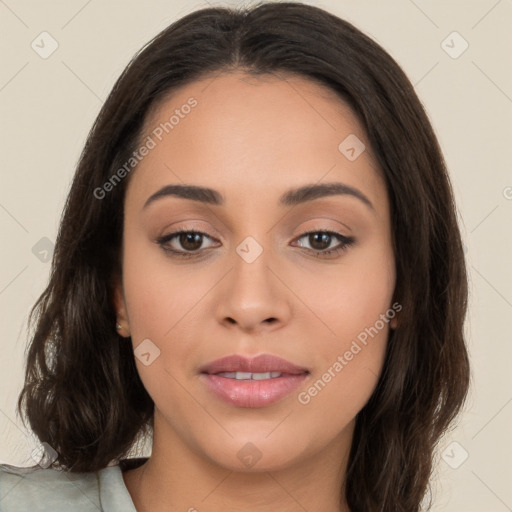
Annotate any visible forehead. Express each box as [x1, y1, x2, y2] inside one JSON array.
[[126, 71, 385, 213]]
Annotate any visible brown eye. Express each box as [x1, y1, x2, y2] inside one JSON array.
[[295, 230, 356, 258], [178, 232, 203, 251], [156, 229, 355, 260], [156, 229, 218, 258], [307, 232, 332, 250]]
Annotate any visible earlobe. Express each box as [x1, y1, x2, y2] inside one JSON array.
[[111, 277, 130, 337]]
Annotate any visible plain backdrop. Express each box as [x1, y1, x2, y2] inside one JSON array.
[[1, 1, 511, 510]]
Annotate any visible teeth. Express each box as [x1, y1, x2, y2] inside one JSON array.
[[252, 372, 271, 380], [216, 371, 283, 380]]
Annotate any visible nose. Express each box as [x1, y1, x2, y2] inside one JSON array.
[[214, 245, 293, 334]]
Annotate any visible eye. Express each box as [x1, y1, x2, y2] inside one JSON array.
[[293, 230, 355, 258], [156, 228, 218, 258], [156, 228, 355, 260]]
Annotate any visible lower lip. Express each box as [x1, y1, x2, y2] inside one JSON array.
[[200, 373, 308, 408]]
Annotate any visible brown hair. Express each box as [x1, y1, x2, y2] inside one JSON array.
[[17, 2, 470, 511]]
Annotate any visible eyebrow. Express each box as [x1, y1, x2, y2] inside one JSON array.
[[142, 182, 374, 211]]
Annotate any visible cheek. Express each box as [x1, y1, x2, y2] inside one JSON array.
[[295, 277, 392, 433], [121, 249, 204, 421], [120, 232, 207, 387], [121, 228, 212, 339], [293, 240, 394, 414], [292, 236, 395, 345]]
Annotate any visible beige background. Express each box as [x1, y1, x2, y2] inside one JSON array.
[[1, 0, 511, 510]]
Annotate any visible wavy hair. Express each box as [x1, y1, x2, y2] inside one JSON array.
[[17, 2, 470, 511]]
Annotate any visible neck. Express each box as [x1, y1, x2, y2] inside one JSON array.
[[123, 411, 354, 512]]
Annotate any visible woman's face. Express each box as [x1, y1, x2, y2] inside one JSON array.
[[114, 71, 396, 472]]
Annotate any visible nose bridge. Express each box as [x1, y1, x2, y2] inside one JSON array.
[[214, 234, 291, 331], [233, 235, 273, 295]]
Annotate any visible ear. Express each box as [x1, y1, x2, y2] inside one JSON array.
[[390, 316, 398, 329], [111, 275, 130, 337]]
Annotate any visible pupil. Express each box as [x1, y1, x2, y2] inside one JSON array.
[[310, 233, 330, 250]]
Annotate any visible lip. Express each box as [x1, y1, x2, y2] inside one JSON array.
[[199, 354, 310, 408], [199, 354, 308, 375]]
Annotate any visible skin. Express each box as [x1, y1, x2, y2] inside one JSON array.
[[114, 71, 397, 512]]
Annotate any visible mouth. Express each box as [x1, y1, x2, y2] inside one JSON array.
[[214, 371, 285, 380], [199, 354, 310, 408]]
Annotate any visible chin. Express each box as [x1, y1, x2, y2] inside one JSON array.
[[199, 433, 312, 473]]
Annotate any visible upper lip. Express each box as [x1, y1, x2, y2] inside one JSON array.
[[199, 354, 309, 375]]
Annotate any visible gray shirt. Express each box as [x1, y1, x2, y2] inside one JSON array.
[[0, 461, 141, 511]]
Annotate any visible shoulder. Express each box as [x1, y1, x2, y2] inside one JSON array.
[[0, 463, 101, 511], [0, 462, 135, 512]]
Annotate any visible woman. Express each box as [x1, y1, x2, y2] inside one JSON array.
[[0, 2, 470, 511]]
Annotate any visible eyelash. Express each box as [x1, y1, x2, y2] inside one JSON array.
[[156, 227, 355, 260]]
